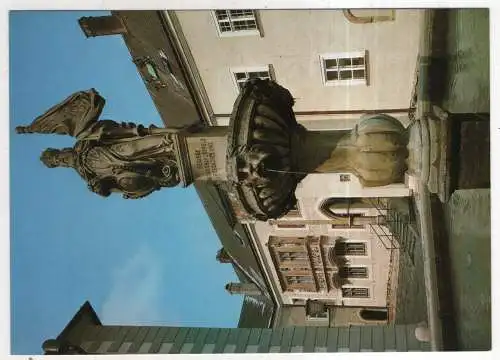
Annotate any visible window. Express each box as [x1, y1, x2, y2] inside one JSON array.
[[342, 287, 370, 298], [287, 275, 314, 284], [334, 241, 367, 256], [339, 266, 368, 279], [285, 203, 302, 217], [276, 223, 307, 229], [306, 300, 329, 319], [340, 174, 351, 182], [232, 66, 272, 91], [320, 51, 368, 86], [331, 224, 365, 229], [279, 251, 308, 262], [309, 311, 328, 319], [213, 10, 260, 36], [320, 197, 372, 224], [268, 236, 307, 247]]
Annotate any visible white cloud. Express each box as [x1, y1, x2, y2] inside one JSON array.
[[100, 245, 164, 325]]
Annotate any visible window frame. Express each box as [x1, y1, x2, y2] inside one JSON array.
[[230, 65, 274, 92], [341, 286, 371, 299], [286, 275, 315, 285], [278, 250, 309, 262], [275, 223, 308, 230], [306, 309, 329, 321], [319, 51, 369, 86], [338, 266, 369, 279], [211, 10, 262, 37], [333, 241, 368, 257]]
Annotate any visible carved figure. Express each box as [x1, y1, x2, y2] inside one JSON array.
[[16, 89, 180, 199]]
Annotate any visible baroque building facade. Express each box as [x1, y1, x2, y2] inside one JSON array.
[[76, 8, 422, 331]]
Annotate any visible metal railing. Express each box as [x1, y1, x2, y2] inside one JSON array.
[[368, 198, 418, 265], [367, 198, 400, 250]]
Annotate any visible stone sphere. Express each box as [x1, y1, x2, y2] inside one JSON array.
[[415, 325, 431, 342]]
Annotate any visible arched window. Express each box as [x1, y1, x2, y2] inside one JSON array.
[[319, 198, 378, 228], [343, 10, 395, 24], [319, 197, 372, 218], [359, 308, 388, 321]]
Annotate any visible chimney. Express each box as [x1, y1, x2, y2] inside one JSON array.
[[216, 248, 232, 263], [78, 15, 127, 38], [225, 282, 262, 296]]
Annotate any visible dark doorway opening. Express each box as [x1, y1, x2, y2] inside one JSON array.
[[359, 309, 388, 321]]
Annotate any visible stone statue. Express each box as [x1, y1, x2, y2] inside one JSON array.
[[16, 89, 180, 199]]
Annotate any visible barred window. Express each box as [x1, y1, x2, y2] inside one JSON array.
[[342, 287, 370, 298], [334, 241, 367, 256], [213, 10, 260, 35], [338, 266, 369, 279]]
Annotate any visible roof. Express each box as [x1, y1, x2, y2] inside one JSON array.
[[109, 11, 276, 329], [194, 182, 267, 291], [111, 10, 203, 129], [238, 295, 275, 328], [194, 181, 276, 327], [56, 301, 102, 341]]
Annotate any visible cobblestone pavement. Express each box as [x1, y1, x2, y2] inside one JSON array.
[[441, 9, 489, 114], [389, 199, 428, 325], [439, 9, 490, 350], [444, 190, 491, 350]]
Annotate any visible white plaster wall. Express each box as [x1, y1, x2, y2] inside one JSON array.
[[176, 9, 421, 114], [216, 112, 412, 129], [296, 173, 411, 199]]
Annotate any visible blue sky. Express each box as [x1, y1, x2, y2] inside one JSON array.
[[9, 10, 242, 355]]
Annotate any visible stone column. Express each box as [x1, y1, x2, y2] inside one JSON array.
[[294, 116, 408, 187]]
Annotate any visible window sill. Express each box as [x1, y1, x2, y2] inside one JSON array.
[[323, 79, 368, 87], [217, 29, 263, 38]]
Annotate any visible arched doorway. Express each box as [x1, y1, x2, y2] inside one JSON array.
[[359, 308, 388, 321], [319, 197, 385, 228]]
